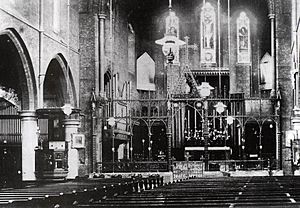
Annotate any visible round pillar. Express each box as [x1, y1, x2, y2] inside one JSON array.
[[20, 111, 38, 181], [63, 119, 80, 179], [268, 13, 276, 97]]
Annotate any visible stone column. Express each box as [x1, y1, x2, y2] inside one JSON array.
[[269, 13, 276, 97], [63, 119, 80, 179], [99, 11, 106, 97], [20, 111, 38, 181]]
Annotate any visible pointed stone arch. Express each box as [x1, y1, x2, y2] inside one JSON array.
[[43, 54, 77, 107], [55, 53, 77, 107], [0, 28, 37, 110]]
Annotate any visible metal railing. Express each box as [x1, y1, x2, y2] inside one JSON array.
[[206, 159, 270, 172], [172, 161, 204, 180], [173, 159, 274, 179], [96, 159, 275, 178]]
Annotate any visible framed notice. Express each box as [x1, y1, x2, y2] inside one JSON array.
[[49, 141, 65, 150], [72, 133, 85, 149]]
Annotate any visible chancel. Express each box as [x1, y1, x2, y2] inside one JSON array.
[[0, 1, 299, 206]]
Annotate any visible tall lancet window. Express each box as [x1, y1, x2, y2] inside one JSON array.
[[166, 10, 180, 65], [237, 12, 251, 63], [200, 2, 216, 64]]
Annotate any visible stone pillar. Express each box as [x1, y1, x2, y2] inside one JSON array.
[[20, 111, 38, 181], [99, 12, 106, 97], [269, 13, 276, 97], [274, 0, 293, 175], [63, 119, 80, 179]]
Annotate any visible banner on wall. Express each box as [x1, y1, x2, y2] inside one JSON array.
[[137, 52, 156, 91]]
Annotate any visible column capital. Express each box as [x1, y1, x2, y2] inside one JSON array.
[[63, 118, 80, 127], [98, 13, 106, 19], [268, 14, 275, 19], [19, 110, 37, 119]]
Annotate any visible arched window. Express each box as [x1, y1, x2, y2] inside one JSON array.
[[237, 12, 251, 63], [200, 2, 216, 64]]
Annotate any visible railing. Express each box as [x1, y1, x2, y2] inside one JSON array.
[[208, 160, 267, 171], [96, 161, 168, 173], [173, 159, 273, 179], [173, 161, 204, 180], [97, 160, 273, 177], [111, 96, 276, 119]]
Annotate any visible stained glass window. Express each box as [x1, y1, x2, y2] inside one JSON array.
[[200, 3, 216, 64], [237, 12, 251, 63]]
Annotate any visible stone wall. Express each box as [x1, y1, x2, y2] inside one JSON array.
[[78, 0, 138, 173], [0, 0, 80, 108]]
